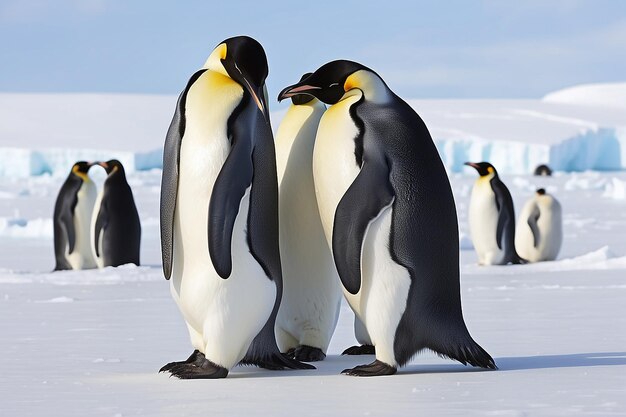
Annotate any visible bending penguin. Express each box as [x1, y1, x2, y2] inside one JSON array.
[[92, 159, 141, 268], [159, 36, 313, 379], [466, 162, 525, 265], [515, 189, 562, 262], [274, 74, 342, 362], [279, 61, 496, 376], [53, 161, 98, 271]]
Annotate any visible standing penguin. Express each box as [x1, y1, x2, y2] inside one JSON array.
[[53, 161, 98, 271], [278, 61, 496, 376], [91, 159, 141, 268], [465, 162, 524, 265], [274, 74, 341, 362], [159, 36, 313, 379], [515, 189, 562, 262]]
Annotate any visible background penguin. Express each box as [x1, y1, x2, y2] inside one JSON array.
[[515, 188, 563, 262], [466, 162, 525, 265], [91, 159, 141, 268], [274, 73, 341, 362], [279, 60, 496, 376], [159, 36, 312, 379], [53, 161, 97, 271], [534, 164, 553, 176]]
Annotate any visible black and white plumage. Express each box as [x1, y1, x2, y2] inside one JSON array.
[[159, 36, 312, 379], [53, 161, 97, 271], [92, 159, 141, 268]]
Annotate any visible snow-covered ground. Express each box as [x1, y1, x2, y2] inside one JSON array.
[[1, 84, 626, 416]]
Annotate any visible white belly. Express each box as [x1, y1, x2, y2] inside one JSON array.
[[67, 180, 97, 270], [313, 90, 363, 245], [275, 101, 341, 351], [312, 91, 411, 366], [468, 180, 505, 265], [169, 70, 275, 369]]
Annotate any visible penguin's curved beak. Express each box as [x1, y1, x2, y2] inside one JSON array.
[[278, 84, 321, 102], [241, 76, 268, 121], [464, 162, 479, 170], [98, 161, 109, 169]]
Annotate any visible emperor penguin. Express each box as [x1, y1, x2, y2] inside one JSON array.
[[53, 161, 98, 271], [159, 36, 313, 379], [534, 164, 552, 176], [515, 189, 562, 262], [466, 162, 525, 265], [274, 74, 342, 362], [278, 61, 496, 376], [91, 159, 141, 268]]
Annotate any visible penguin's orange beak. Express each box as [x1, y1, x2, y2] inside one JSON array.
[[278, 84, 321, 101]]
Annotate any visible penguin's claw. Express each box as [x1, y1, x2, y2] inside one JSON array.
[[341, 344, 375, 355], [292, 345, 326, 362], [341, 360, 397, 377], [159, 350, 205, 373], [169, 359, 229, 379]]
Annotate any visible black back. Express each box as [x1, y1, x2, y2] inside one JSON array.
[[95, 163, 141, 267], [53, 171, 83, 270], [332, 86, 496, 369]]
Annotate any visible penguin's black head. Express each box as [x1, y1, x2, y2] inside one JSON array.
[[278, 60, 369, 105], [98, 159, 125, 176], [465, 162, 498, 177], [536, 188, 546, 196], [71, 161, 94, 180], [214, 36, 269, 118], [290, 73, 315, 105]]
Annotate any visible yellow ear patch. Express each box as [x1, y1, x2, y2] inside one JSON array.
[[344, 72, 361, 92], [217, 43, 227, 60], [487, 166, 494, 174], [72, 165, 88, 181]]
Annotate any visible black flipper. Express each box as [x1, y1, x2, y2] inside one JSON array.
[[332, 157, 394, 295], [160, 69, 206, 280], [491, 177, 516, 256], [207, 112, 254, 279], [93, 198, 108, 258], [528, 205, 541, 248], [53, 173, 82, 270]]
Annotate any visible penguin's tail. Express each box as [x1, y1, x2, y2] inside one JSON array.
[[239, 318, 315, 370], [434, 336, 497, 370]]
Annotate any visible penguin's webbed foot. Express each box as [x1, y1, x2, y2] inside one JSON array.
[[169, 358, 229, 379], [285, 345, 326, 362], [341, 344, 375, 355], [159, 349, 205, 373], [341, 360, 397, 377]]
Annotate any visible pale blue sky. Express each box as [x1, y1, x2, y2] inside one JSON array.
[[1, 0, 625, 102]]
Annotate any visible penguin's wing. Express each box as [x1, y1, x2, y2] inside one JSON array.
[[93, 198, 108, 258], [492, 179, 514, 250], [207, 104, 255, 279], [54, 176, 82, 254], [332, 157, 394, 294], [528, 204, 541, 247], [160, 69, 206, 280]]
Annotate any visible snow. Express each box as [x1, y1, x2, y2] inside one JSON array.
[[1, 83, 626, 415], [543, 82, 626, 110]]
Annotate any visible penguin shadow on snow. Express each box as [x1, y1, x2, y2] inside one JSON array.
[[495, 351, 626, 372]]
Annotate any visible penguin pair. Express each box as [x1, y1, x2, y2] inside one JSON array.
[[53, 160, 140, 271], [465, 162, 562, 264], [277, 61, 497, 376]]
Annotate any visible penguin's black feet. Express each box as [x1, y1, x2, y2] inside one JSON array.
[[341, 344, 375, 355], [285, 345, 326, 362], [159, 349, 205, 373], [341, 360, 397, 377], [169, 358, 229, 379]]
